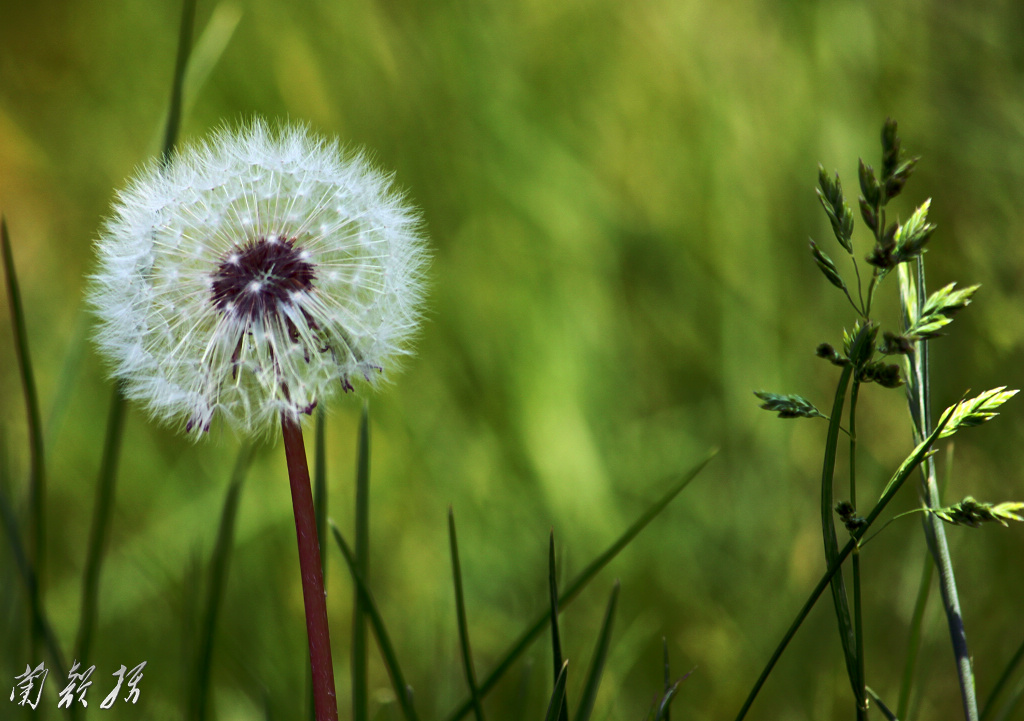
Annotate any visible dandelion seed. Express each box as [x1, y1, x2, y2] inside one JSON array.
[[89, 120, 428, 438]]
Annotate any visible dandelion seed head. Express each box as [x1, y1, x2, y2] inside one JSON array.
[[89, 120, 428, 439]]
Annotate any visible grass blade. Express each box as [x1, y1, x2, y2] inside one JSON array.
[[352, 402, 370, 721], [0, 479, 66, 683], [2, 217, 47, 652], [443, 450, 715, 721], [332, 522, 419, 721], [161, 0, 196, 164], [572, 581, 619, 721], [192, 444, 253, 720], [73, 389, 126, 664], [980, 636, 1024, 721], [449, 507, 485, 721], [548, 532, 569, 721], [544, 661, 569, 721], [820, 358, 858, 698]]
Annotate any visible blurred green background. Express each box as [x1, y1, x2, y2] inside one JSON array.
[[2, 0, 1024, 718]]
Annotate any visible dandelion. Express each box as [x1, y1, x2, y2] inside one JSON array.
[[89, 119, 427, 438], [89, 120, 428, 721]]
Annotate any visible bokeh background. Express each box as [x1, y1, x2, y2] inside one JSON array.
[[2, 0, 1024, 719]]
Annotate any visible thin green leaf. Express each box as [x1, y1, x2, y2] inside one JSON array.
[[449, 507, 485, 721], [161, 0, 197, 164], [353, 402, 371, 721], [572, 581, 619, 721], [549, 532, 569, 721], [192, 444, 253, 721], [332, 523, 419, 721], [182, 2, 242, 118], [980, 635, 1024, 721], [74, 389, 126, 665], [820, 361, 858, 699], [0, 477, 67, 683], [544, 662, 569, 721], [443, 451, 715, 721], [2, 216, 47, 651]]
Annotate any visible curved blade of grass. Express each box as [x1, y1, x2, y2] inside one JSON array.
[[182, 2, 242, 118], [44, 310, 88, 450], [443, 450, 715, 721], [572, 580, 619, 721], [449, 507, 485, 721], [988, 679, 1024, 721], [352, 402, 370, 721], [820, 360, 859, 698], [896, 541, 934, 720], [74, 388, 126, 664], [549, 531, 569, 721], [980, 637, 1024, 721], [544, 661, 569, 721], [2, 217, 47, 650], [734, 410, 951, 721], [161, 0, 196, 164], [331, 522, 419, 721], [192, 444, 252, 720], [0, 479, 66, 683]]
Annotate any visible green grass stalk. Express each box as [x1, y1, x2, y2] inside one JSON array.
[[352, 403, 370, 721], [2, 217, 47, 660], [904, 257, 977, 721], [192, 444, 252, 720], [74, 389, 125, 665], [448, 507, 486, 721], [332, 522, 419, 721]]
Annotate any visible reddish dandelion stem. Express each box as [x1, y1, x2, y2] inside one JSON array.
[[282, 413, 339, 721]]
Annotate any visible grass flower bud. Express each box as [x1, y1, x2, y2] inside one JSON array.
[[89, 120, 427, 438]]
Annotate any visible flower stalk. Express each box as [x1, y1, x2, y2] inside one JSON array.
[[282, 413, 339, 721]]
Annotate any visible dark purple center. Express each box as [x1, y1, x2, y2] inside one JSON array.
[[211, 236, 316, 322]]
